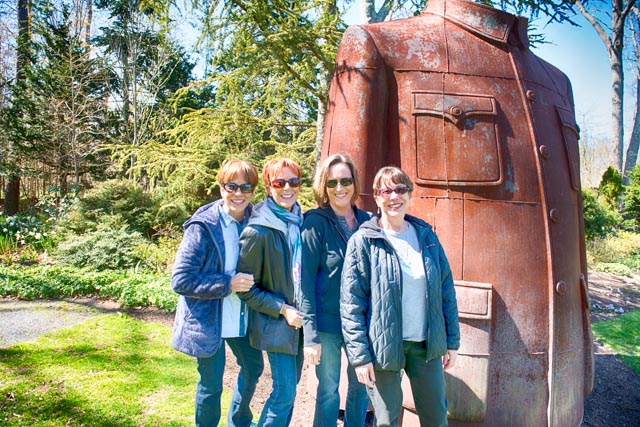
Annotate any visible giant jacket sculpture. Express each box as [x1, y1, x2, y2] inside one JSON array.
[[322, 0, 594, 425]]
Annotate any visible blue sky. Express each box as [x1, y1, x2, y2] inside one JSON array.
[[534, 14, 623, 141]]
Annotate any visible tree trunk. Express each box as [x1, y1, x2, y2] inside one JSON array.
[[575, 0, 637, 174], [6, 0, 32, 215], [4, 177, 20, 215], [611, 5, 625, 173]]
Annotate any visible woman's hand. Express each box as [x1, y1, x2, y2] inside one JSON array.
[[230, 272, 254, 292], [280, 304, 303, 329], [304, 344, 322, 365], [443, 349, 458, 370], [355, 363, 376, 387]]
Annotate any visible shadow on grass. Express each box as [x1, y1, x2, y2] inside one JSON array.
[[0, 314, 197, 426]]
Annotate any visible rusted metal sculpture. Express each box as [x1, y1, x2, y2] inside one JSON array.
[[321, 0, 594, 425]]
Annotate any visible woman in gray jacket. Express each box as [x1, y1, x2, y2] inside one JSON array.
[[341, 166, 460, 427]]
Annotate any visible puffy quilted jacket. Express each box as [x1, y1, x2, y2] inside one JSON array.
[[171, 200, 251, 358], [340, 214, 460, 371]]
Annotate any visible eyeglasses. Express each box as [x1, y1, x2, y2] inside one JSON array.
[[222, 182, 254, 194], [326, 177, 354, 188], [270, 178, 302, 189], [377, 185, 412, 198]]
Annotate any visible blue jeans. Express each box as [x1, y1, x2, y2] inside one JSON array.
[[313, 332, 369, 427], [196, 345, 225, 427], [226, 336, 265, 427], [258, 345, 304, 427]]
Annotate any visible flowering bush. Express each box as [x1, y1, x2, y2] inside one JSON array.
[[0, 213, 55, 251]]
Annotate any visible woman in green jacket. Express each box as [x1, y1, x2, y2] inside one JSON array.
[[237, 158, 305, 427]]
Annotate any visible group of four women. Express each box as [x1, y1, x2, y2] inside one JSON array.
[[170, 155, 460, 427]]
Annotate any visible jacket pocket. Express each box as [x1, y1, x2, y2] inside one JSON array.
[[413, 91, 502, 186], [556, 105, 581, 191], [445, 280, 493, 422], [251, 310, 298, 354]]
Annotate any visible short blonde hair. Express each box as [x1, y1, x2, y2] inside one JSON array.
[[262, 158, 302, 187], [372, 166, 413, 194], [313, 154, 361, 208], [217, 159, 259, 187]]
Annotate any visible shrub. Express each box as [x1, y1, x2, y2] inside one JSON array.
[[586, 231, 640, 272], [58, 180, 160, 238], [599, 166, 623, 209], [582, 188, 621, 240], [56, 222, 148, 270], [624, 165, 640, 231], [0, 212, 57, 251], [133, 232, 181, 273], [0, 264, 176, 310]]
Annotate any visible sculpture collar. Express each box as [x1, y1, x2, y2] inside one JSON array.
[[424, 0, 529, 48]]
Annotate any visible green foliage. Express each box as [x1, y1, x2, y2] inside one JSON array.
[[586, 231, 640, 272], [0, 212, 57, 251], [589, 262, 634, 277], [624, 165, 640, 231], [599, 166, 624, 209], [56, 222, 148, 270], [0, 315, 201, 426], [592, 309, 640, 375], [59, 180, 160, 237], [0, 264, 175, 310], [582, 188, 622, 240], [132, 233, 181, 273]]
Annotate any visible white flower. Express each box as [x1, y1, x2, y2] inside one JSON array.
[[35, 233, 42, 240]]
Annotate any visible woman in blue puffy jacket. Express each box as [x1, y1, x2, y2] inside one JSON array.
[[171, 158, 264, 427]]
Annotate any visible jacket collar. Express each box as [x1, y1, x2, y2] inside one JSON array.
[[424, 0, 528, 48], [248, 200, 289, 234], [184, 199, 252, 229]]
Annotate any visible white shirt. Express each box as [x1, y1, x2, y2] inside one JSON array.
[[219, 206, 248, 338], [384, 223, 428, 342]]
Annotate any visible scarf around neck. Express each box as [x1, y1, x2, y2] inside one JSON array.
[[266, 197, 303, 298]]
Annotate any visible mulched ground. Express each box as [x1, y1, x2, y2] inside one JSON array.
[[1, 270, 639, 426]]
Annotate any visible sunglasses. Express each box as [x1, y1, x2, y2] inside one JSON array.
[[270, 177, 302, 189], [377, 185, 412, 198], [326, 177, 354, 188], [222, 182, 254, 194]]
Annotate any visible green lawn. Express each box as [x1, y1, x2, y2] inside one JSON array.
[[592, 309, 640, 375], [0, 314, 230, 426]]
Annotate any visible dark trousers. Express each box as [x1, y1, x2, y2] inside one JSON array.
[[367, 341, 448, 427]]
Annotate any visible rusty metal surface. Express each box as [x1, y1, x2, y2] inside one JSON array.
[[322, 0, 593, 425]]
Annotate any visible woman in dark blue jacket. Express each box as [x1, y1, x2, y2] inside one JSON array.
[[171, 159, 264, 427], [300, 154, 370, 427]]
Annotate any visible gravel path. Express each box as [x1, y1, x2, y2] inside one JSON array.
[[0, 298, 118, 348]]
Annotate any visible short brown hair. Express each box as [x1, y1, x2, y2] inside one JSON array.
[[262, 158, 302, 187], [217, 158, 259, 187], [313, 154, 361, 208], [372, 166, 413, 194]]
